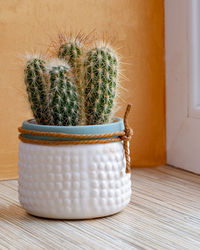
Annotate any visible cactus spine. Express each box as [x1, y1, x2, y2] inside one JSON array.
[[24, 57, 50, 125], [48, 61, 80, 126], [58, 40, 85, 124], [84, 44, 119, 125]]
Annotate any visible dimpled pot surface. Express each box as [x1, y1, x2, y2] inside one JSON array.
[[18, 141, 131, 219]]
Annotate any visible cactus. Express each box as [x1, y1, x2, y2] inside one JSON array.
[[84, 44, 119, 125], [24, 37, 121, 126], [58, 40, 85, 124], [48, 60, 80, 126], [24, 57, 50, 125]]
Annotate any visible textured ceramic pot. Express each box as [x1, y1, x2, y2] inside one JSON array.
[[18, 118, 131, 219]]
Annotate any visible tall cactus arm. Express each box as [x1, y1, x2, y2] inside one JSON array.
[[58, 41, 85, 125], [84, 44, 119, 125], [24, 57, 50, 124]]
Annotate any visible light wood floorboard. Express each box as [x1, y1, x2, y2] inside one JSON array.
[[0, 166, 200, 250]]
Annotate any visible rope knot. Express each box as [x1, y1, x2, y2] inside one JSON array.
[[120, 129, 133, 142], [125, 128, 133, 138]]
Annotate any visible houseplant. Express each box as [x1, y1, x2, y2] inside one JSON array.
[[18, 34, 132, 219]]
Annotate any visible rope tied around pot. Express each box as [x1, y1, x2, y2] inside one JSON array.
[[18, 104, 133, 173]]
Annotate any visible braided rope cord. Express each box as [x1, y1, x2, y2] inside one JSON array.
[[18, 104, 133, 173]]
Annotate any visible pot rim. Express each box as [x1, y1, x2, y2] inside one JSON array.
[[21, 117, 124, 141]]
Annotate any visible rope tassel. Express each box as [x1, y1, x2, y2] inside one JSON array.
[[18, 104, 133, 173], [122, 104, 133, 173]]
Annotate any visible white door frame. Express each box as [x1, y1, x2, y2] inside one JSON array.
[[165, 0, 200, 174]]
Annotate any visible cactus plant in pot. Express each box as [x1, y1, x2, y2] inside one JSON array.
[[18, 35, 132, 219]]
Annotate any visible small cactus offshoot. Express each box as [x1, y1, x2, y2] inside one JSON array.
[[58, 41, 82, 69], [84, 43, 119, 125], [48, 60, 80, 126]]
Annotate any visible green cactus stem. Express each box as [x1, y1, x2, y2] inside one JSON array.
[[58, 40, 85, 124], [48, 61, 80, 126], [84, 44, 119, 125], [24, 57, 50, 125]]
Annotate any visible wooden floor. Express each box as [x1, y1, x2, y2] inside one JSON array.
[[0, 166, 200, 250]]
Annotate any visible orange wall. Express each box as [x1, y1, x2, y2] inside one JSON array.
[[0, 0, 165, 179]]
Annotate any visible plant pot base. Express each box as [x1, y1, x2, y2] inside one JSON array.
[[24, 206, 128, 220], [18, 141, 131, 219]]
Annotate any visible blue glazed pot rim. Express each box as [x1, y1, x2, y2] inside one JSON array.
[[21, 117, 125, 141]]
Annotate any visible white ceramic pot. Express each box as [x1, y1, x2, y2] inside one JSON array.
[[18, 118, 131, 219]]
